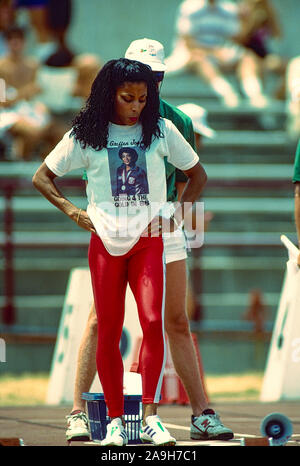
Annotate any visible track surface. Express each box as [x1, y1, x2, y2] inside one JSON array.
[[1, 401, 300, 447]]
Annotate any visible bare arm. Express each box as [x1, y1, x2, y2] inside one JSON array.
[[173, 161, 207, 225], [175, 181, 186, 202], [143, 162, 207, 236], [32, 162, 96, 233], [175, 178, 213, 233]]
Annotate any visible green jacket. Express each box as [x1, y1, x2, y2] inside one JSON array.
[[159, 98, 196, 201], [293, 139, 300, 182]]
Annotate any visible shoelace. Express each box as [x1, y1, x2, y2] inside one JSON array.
[[193, 412, 224, 427], [205, 413, 225, 427], [67, 411, 88, 426]]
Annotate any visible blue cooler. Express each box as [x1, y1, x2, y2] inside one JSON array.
[[82, 393, 142, 444]]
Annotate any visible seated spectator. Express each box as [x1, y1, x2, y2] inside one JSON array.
[[237, 0, 281, 57], [237, 0, 286, 100], [71, 53, 102, 100], [13, 0, 55, 61], [165, 0, 268, 108], [13, 0, 74, 63], [14, 0, 51, 43], [42, 0, 74, 65], [34, 52, 101, 125], [0, 25, 63, 159]]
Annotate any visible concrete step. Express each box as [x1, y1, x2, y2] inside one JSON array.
[[204, 163, 293, 180], [200, 150, 295, 165], [0, 195, 87, 213], [0, 254, 286, 272], [0, 162, 83, 180], [0, 256, 88, 271], [0, 290, 279, 310], [204, 231, 295, 246], [0, 291, 279, 330], [164, 97, 287, 131], [162, 73, 281, 100], [204, 130, 290, 148], [0, 230, 295, 248]]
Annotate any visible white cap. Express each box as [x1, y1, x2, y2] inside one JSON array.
[[125, 38, 167, 71], [178, 103, 216, 139]]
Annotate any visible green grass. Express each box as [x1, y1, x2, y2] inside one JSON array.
[[205, 372, 263, 401], [0, 373, 49, 406], [0, 372, 264, 406]]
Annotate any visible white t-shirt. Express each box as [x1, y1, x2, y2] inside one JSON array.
[[44, 118, 199, 255], [177, 0, 240, 48]]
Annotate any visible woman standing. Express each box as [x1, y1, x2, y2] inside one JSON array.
[[32, 58, 207, 446]]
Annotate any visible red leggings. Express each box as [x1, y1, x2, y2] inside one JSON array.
[[88, 233, 166, 418]]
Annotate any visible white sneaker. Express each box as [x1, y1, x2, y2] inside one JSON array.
[[101, 417, 128, 446], [191, 409, 234, 440], [66, 410, 90, 441], [140, 415, 176, 446]]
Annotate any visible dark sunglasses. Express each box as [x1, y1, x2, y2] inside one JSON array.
[[153, 71, 165, 83]]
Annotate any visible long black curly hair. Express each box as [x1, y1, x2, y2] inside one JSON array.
[[71, 58, 162, 151]]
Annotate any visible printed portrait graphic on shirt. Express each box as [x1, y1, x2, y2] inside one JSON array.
[[108, 146, 149, 197]]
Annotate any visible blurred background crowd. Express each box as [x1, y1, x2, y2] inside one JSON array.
[[0, 0, 100, 161], [0, 0, 300, 162]]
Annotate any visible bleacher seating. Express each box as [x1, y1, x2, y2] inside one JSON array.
[[0, 68, 298, 373]]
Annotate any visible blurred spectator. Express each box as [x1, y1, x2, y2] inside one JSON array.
[[0, 25, 63, 159], [13, 0, 74, 63], [165, 0, 268, 108], [0, 0, 15, 57], [243, 289, 266, 335], [34, 52, 101, 126], [43, 0, 74, 66], [237, 0, 281, 59], [71, 53, 102, 100], [286, 55, 300, 140], [237, 0, 286, 100], [11, 1, 100, 137], [13, 0, 54, 60]]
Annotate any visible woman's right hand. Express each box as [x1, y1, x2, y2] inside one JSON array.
[[76, 209, 96, 234]]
